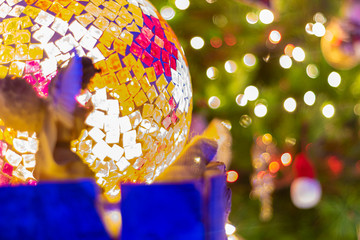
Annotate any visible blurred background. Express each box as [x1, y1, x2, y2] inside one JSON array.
[[151, 0, 360, 239]]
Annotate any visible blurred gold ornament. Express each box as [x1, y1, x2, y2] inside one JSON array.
[[321, 19, 360, 70]]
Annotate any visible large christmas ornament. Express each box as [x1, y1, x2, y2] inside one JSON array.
[[0, 0, 192, 201], [290, 153, 322, 209], [321, 1, 360, 70]]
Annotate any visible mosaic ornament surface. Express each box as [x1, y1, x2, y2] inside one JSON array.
[[0, 0, 192, 201]]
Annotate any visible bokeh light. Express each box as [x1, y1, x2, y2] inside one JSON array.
[[175, 0, 190, 10], [269, 161, 280, 173], [254, 103, 268, 117], [236, 94, 247, 106], [305, 23, 313, 35], [269, 30, 281, 44], [284, 44, 295, 57], [306, 64, 319, 78], [246, 12, 258, 24], [244, 85, 259, 101], [213, 14, 228, 28], [284, 97, 297, 112], [262, 133, 273, 145], [279, 55, 292, 69], [314, 12, 327, 24], [208, 96, 221, 109], [210, 37, 223, 48], [328, 71, 341, 88], [281, 153, 292, 166], [292, 47, 305, 62], [225, 60, 237, 73], [322, 104, 335, 118], [226, 170, 239, 183], [304, 91, 316, 106], [225, 223, 237, 235], [243, 53, 256, 67], [160, 6, 176, 20], [240, 115, 252, 127], [313, 22, 326, 37], [354, 103, 360, 116], [206, 66, 219, 80], [224, 34, 237, 46], [259, 9, 274, 24], [190, 36, 205, 50]]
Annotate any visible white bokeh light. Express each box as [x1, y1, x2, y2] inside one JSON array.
[[284, 97, 297, 112], [243, 53, 256, 67], [206, 66, 218, 80], [327, 71, 341, 88], [175, 0, 190, 10], [190, 36, 205, 50], [269, 30, 281, 44], [225, 60, 237, 73], [313, 22, 326, 37], [254, 103, 267, 117], [244, 85, 259, 101], [160, 6, 176, 20], [225, 223, 236, 236], [279, 55, 292, 69], [208, 96, 221, 109], [236, 94, 247, 106], [304, 91, 316, 106], [259, 9, 274, 24], [246, 12, 258, 24], [322, 104, 335, 118], [292, 47, 305, 62]]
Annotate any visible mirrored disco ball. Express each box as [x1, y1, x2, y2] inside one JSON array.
[[0, 0, 192, 201]]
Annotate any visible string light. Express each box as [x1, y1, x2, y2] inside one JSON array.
[[243, 53, 256, 67], [279, 55, 292, 69], [160, 6, 175, 20], [225, 60, 237, 73], [175, 0, 190, 10], [269, 30, 281, 44], [292, 47, 305, 62], [190, 36, 205, 50], [244, 85, 259, 101], [304, 91, 316, 106], [259, 9, 274, 24], [322, 104, 335, 118], [206, 66, 219, 80], [254, 103, 267, 117], [284, 97, 297, 112], [328, 71, 341, 88], [208, 96, 221, 109], [246, 12, 258, 24]]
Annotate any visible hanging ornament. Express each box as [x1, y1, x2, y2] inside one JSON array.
[[290, 153, 322, 209], [0, 0, 192, 202], [321, 0, 360, 69]]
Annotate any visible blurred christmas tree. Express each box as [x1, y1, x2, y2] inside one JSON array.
[[151, 0, 360, 239]]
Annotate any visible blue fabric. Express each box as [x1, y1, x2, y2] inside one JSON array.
[[121, 183, 205, 240], [0, 180, 109, 240]]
